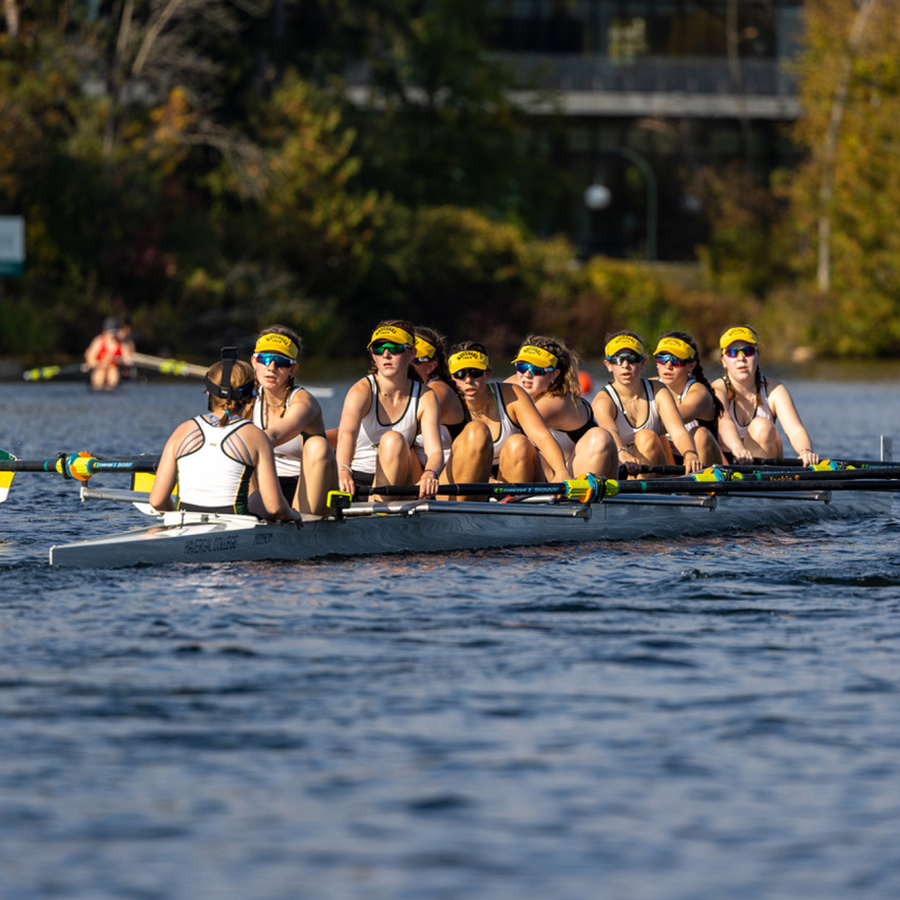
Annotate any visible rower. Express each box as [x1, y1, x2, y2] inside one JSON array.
[[149, 349, 302, 523], [651, 331, 725, 468], [711, 325, 819, 466], [442, 341, 570, 491], [505, 335, 618, 479], [245, 325, 337, 516], [334, 320, 444, 499], [591, 332, 702, 476], [410, 325, 466, 474]]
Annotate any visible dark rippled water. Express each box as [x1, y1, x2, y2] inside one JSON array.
[[1, 377, 900, 899]]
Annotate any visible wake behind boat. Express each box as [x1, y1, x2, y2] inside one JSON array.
[[48, 487, 891, 568]]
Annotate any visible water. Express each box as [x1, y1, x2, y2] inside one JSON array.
[[1, 378, 900, 899]]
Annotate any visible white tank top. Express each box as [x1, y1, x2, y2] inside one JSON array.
[[177, 415, 254, 513], [353, 375, 422, 474], [730, 378, 775, 439], [251, 386, 306, 478], [488, 383, 520, 464], [603, 379, 661, 446]]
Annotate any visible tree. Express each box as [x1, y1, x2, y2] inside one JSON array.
[[785, 0, 900, 353]]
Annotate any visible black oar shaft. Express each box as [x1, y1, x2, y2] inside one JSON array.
[[617, 478, 900, 495]]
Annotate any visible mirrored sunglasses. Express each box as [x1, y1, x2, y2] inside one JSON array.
[[724, 345, 757, 358], [413, 356, 435, 364], [371, 341, 410, 356], [451, 368, 486, 381], [255, 352, 295, 368], [514, 361, 555, 377], [607, 352, 644, 365], [654, 354, 687, 368]]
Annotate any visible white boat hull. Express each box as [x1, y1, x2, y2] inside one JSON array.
[[48, 490, 891, 568]]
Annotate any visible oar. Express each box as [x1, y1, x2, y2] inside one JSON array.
[[132, 352, 207, 378], [745, 456, 900, 469], [0, 452, 159, 481], [22, 362, 86, 382], [0, 450, 16, 502]]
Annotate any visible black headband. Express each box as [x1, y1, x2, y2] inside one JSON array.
[[205, 347, 254, 403]]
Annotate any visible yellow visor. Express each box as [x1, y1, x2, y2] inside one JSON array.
[[605, 334, 645, 358], [254, 333, 299, 360], [653, 337, 695, 360], [448, 350, 489, 373], [368, 325, 414, 349], [512, 345, 558, 369], [414, 337, 437, 360], [719, 326, 758, 350]]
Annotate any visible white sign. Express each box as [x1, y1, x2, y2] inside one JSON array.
[[0, 216, 25, 276]]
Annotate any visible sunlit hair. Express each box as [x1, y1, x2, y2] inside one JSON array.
[[517, 334, 579, 399], [206, 359, 254, 425], [658, 330, 725, 418], [249, 324, 301, 421], [368, 318, 422, 382], [414, 325, 452, 383], [415, 324, 463, 406]]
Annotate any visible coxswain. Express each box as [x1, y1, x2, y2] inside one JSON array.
[[149, 351, 302, 523]]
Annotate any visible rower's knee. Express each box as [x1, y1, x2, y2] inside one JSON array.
[[634, 429, 665, 463], [302, 435, 333, 469], [377, 430, 408, 460], [499, 434, 537, 470], [576, 426, 618, 477]]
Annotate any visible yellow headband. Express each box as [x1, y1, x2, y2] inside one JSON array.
[[448, 350, 489, 373], [368, 325, 414, 349], [414, 337, 437, 360], [512, 345, 559, 369], [254, 333, 299, 360], [605, 334, 645, 358], [719, 326, 758, 350], [653, 337, 695, 360]]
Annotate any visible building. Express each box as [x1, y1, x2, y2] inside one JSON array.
[[485, 0, 804, 259]]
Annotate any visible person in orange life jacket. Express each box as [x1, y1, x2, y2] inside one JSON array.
[[149, 350, 302, 523], [84, 317, 134, 391]]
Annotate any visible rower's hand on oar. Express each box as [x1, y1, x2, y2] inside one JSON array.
[[337, 465, 355, 496], [799, 448, 819, 467], [682, 451, 703, 475], [618, 449, 642, 477], [730, 444, 754, 463], [417, 469, 440, 499]]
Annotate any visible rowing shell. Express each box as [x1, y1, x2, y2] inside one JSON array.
[[48, 489, 891, 569]]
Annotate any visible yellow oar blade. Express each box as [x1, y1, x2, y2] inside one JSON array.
[[0, 450, 16, 503], [0, 471, 14, 503]]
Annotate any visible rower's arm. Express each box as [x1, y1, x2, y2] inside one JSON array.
[[263, 390, 323, 446], [768, 383, 819, 465], [655, 385, 701, 473], [712, 379, 752, 461], [506, 384, 569, 480], [334, 379, 369, 493], [149, 429, 181, 512], [416, 388, 444, 498], [251, 429, 301, 522]]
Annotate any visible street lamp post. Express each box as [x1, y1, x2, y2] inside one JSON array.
[[584, 148, 658, 261]]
